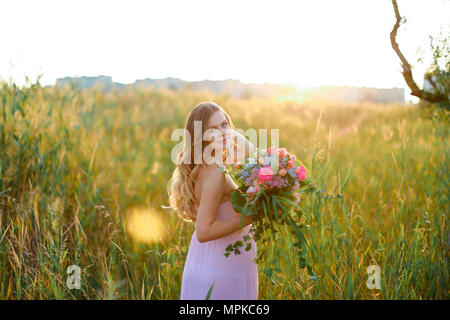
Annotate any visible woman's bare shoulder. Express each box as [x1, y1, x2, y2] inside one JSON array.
[[194, 164, 225, 206], [198, 164, 225, 184]]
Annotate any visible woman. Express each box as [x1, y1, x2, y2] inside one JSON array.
[[167, 102, 258, 300]]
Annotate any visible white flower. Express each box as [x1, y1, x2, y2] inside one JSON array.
[[246, 186, 257, 195]]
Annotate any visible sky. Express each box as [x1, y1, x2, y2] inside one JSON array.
[[1, 0, 449, 100]]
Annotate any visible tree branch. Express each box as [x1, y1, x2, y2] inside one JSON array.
[[390, 0, 448, 103]]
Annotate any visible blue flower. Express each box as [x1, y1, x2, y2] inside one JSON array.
[[287, 168, 297, 178]]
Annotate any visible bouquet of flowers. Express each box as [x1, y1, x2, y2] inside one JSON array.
[[219, 146, 322, 275]]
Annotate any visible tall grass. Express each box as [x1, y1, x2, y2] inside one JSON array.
[[0, 78, 448, 299]]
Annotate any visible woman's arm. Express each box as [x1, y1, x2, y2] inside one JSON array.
[[195, 165, 253, 243]]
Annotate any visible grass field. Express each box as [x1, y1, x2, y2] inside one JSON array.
[[0, 79, 448, 299]]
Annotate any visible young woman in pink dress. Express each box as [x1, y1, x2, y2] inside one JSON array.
[[167, 102, 258, 300]]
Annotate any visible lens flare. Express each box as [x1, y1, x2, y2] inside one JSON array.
[[126, 207, 167, 244]]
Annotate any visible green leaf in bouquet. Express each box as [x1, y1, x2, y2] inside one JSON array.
[[252, 191, 262, 204], [273, 196, 288, 213], [261, 197, 268, 221], [242, 200, 251, 216], [260, 189, 268, 200], [243, 235, 249, 241], [285, 216, 307, 245], [230, 191, 246, 213], [230, 192, 249, 232], [274, 195, 291, 221], [237, 200, 253, 231], [238, 212, 244, 232], [233, 240, 243, 248], [245, 242, 252, 251], [278, 196, 301, 211], [260, 190, 273, 223], [271, 195, 279, 224]]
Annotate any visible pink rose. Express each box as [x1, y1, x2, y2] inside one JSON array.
[[267, 147, 276, 155], [278, 168, 287, 177], [258, 166, 273, 182], [296, 166, 306, 181], [277, 148, 288, 158], [234, 161, 242, 169]]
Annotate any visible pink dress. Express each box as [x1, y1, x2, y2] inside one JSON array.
[[180, 200, 258, 300]]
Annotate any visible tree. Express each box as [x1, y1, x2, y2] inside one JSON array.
[[390, 0, 449, 104]]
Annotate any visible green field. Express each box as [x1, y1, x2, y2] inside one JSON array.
[[0, 79, 448, 299]]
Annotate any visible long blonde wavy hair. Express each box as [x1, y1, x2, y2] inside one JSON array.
[[167, 102, 236, 222]]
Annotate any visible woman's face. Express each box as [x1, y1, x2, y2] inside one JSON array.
[[204, 111, 232, 153]]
